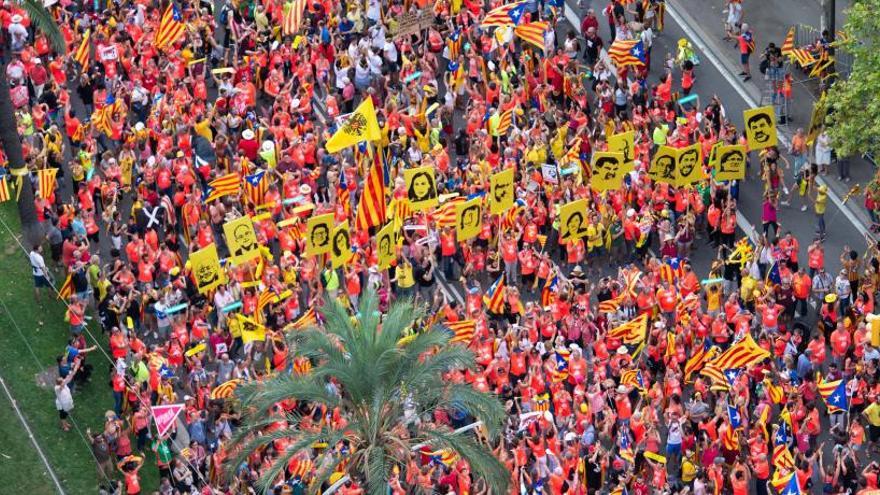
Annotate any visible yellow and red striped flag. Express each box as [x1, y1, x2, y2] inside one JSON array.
[[607, 313, 648, 345], [74, 30, 90, 72], [204, 173, 240, 202], [780, 27, 794, 57], [57, 273, 74, 300], [483, 274, 506, 314], [0, 176, 10, 203], [284, 308, 317, 331], [710, 333, 771, 370], [37, 168, 58, 200], [514, 21, 548, 51], [282, 0, 307, 36], [155, 3, 186, 50], [772, 443, 795, 470], [445, 319, 476, 344], [355, 147, 387, 231], [481, 1, 527, 28], [496, 107, 514, 135], [434, 197, 465, 228], [608, 39, 647, 67]]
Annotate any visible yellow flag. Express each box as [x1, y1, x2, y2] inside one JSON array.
[[237, 314, 267, 344], [590, 152, 627, 192], [456, 197, 483, 242], [325, 98, 381, 153], [607, 131, 635, 167], [223, 216, 261, 265], [376, 222, 397, 270], [558, 199, 589, 243], [404, 166, 438, 211], [648, 146, 678, 184], [743, 106, 778, 150], [714, 145, 747, 182], [806, 93, 827, 145], [330, 221, 353, 268], [489, 168, 515, 214], [675, 143, 704, 187], [306, 213, 335, 256], [189, 243, 227, 294]]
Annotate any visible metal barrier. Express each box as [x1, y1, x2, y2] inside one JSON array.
[[793, 23, 853, 78]]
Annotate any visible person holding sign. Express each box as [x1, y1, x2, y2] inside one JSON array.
[[743, 106, 778, 149], [457, 198, 483, 242], [715, 145, 747, 181], [405, 167, 439, 211]]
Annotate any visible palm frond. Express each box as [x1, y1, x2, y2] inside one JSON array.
[[424, 429, 510, 493], [18, 0, 65, 54]]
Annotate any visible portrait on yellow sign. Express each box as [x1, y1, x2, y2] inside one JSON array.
[[489, 168, 515, 214], [456, 197, 483, 242], [189, 243, 227, 294], [714, 145, 747, 181], [558, 199, 589, 243], [590, 152, 628, 192], [675, 144, 705, 186], [404, 166, 438, 212], [376, 222, 397, 270], [608, 131, 635, 166], [648, 146, 678, 184], [743, 106, 778, 149], [330, 221, 353, 268], [223, 216, 261, 265], [305, 213, 334, 256]]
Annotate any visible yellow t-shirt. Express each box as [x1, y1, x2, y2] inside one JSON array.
[[396, 264, 415, 289], [740, 276, 757, 302], [864, 402, 880, 426]]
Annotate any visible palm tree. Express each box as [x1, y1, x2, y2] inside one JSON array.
[[229, 293, 509, 494], [1, 0, 65, 242]]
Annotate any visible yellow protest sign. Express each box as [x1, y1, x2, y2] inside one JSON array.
[[489, 168, 515, 214], [608, 131, 635, 167], [330, 221, 353, 268], [558, 199, 589, 243], [806, 93, 827, 145], [590, 152, 627, 192], [743, 106, 778, 150], [456, 197, 483, 242], [223, 216, 261, 265], [237, 314, 267, 344], [648, 146, 678, 184], [189, 243, 226, 294], [714, 145, 747, 181], [675, 144, 705, 186], [376, 222, 397, 270], [324, 98, 382, 153], [404, 166, 438, 211], [305, 213, 334, 256]]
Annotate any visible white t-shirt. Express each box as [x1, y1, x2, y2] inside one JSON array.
[[29, 251, 46, 277]]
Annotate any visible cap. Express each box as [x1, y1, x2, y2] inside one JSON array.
[[825, 293, 838, 303]]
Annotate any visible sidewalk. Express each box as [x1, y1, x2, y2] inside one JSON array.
[[667, 0, 876, 230]]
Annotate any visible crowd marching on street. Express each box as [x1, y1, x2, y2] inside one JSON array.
[[6, 0, 880, 493]]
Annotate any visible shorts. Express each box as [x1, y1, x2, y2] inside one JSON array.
[[59, 409, 69, 419], [34, 275, 50, 288], [740, 53, 750, 64], [869, 424, 880, 442]]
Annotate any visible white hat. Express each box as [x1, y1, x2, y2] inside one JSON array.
[[242, 129, 255, 140], [616, 385, 628, 394], [134, 122, 145, 131], [11, 14, 22, 24], [626, 208, 636, 218], [616, 346, 629, 356], [298, 184, 312, 196], [261, 140, 274, 152], [33, 58, 41, 64]]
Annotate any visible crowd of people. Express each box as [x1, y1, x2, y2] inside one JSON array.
[[6, 0, 880, 493]]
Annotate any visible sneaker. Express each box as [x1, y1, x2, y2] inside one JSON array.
[[738, 71, 747, 76], [743, 76, 752, 82], [780, 201, 790, 206], [800, 205, 807, 211]]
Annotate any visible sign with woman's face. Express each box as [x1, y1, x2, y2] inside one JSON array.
[[404, 166, 439, 212], [330, 221, 353, 268], [489, 168, 515, 214], [649, 146, 679, 184], [376, 222, 397, 270], [675, 144, 704, 186], [558, 199, 589, 243], [714, 145, 747, 181], [456, 197, 483, 242], [306, 213, 334, 256], [189, 243, 227, 294], [590, 152, 627, 192], [743, 106, 778, 149]]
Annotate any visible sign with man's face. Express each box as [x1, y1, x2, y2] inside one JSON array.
[[608, 131, 636, 167], [404, 166, 439, 212], [330, 221, 353, 268], [590, 152, 627, 192], [306, 213, 334, 256], [456, 197, 483, 242], [490, 168, 515, 214], [376, 222, 397, 270], [743, 106, 778, 149], [675, 144, 704, 187], [189, 243, 226, 294], [714, 145, 747, 181], [649, 146, 679, 184], [558, 199, 589, 243], [223, 216, 261, 265]]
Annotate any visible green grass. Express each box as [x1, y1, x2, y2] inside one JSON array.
[[0, 204, 159, 493]]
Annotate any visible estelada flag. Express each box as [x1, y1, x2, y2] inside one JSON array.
[[37, 168, 58, 199], [155, 3, 186, 50], [514, 21, 548, 51], [57, 273, 74, 300], [445, 319, 476, 344], [204, 173, 240, 202], [710, 333, 771, 370], [355, 147, 387, 230], [484, 274, 506, 314], [325, 98, 381, 153], [481, 1, 527, 27], [608, 39, 647, 67], [74, 29, 90, 72]]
